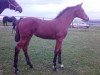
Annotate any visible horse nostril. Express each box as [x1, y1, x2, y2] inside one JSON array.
[[84, 17, 89, 21]]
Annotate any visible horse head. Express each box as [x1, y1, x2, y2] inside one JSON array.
[[8, 0, 22, 13], [74, 3, 89, 21]]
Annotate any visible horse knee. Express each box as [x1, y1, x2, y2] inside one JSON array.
[[55, 49, 61, 54]]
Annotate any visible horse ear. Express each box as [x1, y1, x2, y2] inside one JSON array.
[[77, 3, 83, 7], [79, 3, 83, 6]]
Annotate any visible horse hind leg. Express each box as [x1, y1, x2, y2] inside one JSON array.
[[23, 43, 33, 68], [13, 39, 28, 74], [22, 37, 33, 68], [13, 44, 21, 74]]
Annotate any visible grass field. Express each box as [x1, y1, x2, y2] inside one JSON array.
[[0, 25, 100, 75]]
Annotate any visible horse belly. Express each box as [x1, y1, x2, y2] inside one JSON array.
[[35, 31, 56, 39], [36, 35, 55, 39]]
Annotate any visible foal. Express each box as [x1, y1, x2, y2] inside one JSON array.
[[13, 3, 89, 73]]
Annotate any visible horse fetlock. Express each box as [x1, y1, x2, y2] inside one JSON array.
[[13, 66, 19, 74]]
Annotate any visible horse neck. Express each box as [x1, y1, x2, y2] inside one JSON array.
[[0, 1, 8, 14], [0, 8, 4, 14], [55, 8, 76, 27]]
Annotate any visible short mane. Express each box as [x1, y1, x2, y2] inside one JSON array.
[[55, 6, 75, 19]]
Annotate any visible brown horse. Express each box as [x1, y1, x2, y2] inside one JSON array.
[[13, 3, 89, 74], [0, 0, 22, 14]]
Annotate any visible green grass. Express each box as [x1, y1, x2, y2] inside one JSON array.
[[0, 26, 100, 75]]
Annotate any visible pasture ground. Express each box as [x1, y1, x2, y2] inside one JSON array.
[[0, 25, 100, 75]]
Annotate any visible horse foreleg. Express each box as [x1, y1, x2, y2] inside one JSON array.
[[53, 52, 58, 71], [13, 46, 20, 74], [58, 50, 64, 69], [53, 38, 63, 71], [57, 50, 61, 64], [23, 46, 33, 68]]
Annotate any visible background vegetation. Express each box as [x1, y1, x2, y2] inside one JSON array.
[[0, 24, 100, 75]]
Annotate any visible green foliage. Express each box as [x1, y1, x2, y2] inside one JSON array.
[[0, 26, 100, 75]]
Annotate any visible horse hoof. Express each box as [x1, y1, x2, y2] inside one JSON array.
[[14, 68, 19, 74], [60, 64, 64, 70], [29, 64, 33, 69], [53, 68, 58, 72], [60, 64, 64, 68], [27, 63, 33, 69]]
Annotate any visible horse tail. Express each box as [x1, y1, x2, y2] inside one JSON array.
[[15, 21, 20, 42]]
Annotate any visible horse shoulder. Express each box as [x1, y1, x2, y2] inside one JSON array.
[[55, 23, 68, 39]]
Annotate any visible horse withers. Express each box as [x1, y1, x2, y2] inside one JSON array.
[[13, 3, 89, 74]]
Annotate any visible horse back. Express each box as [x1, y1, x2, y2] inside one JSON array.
[[18, 17, 67, 39]]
